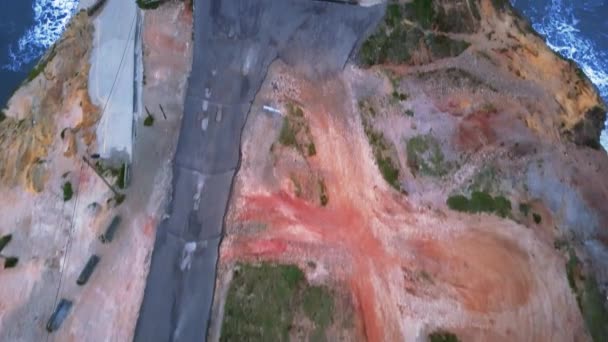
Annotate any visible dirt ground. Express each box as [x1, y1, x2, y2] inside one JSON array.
[[0, 3, 192, 341], [214, 0, 608, 340]]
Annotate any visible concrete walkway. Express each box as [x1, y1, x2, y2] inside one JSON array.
[[87, 0, 137, 163]]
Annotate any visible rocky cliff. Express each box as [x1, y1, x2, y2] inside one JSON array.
[[214, 0, 608, 341]]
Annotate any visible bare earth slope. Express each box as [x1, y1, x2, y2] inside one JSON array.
[[213, 0, 608, 341]]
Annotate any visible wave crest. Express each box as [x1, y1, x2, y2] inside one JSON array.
[[3, 0, 79, 71]]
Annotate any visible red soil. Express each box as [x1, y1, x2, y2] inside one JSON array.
[[219, 64, 585, 341]]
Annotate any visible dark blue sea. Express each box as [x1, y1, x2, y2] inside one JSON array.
[[0, 0, 79, 106], [0, 0, 606, 146]]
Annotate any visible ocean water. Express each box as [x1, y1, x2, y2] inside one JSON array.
[[0, 0, 606, 148], [0, 0, 79, 107], [511, 0, 608, 149]]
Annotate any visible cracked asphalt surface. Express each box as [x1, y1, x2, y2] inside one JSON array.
[[134, 1, 383, 341]]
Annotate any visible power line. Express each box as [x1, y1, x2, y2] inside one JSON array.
[[46, 11, 137, 341]]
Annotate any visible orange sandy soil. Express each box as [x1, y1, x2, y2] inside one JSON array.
[[216, 59, 590, 341]]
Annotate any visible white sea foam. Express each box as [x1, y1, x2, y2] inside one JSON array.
[[3, 0, 79, 71], [513, 0, 608, 148]]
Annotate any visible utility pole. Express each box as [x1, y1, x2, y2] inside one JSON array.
[[81, 156, 126, 204]]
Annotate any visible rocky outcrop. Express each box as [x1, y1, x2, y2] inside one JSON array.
[[0, 11, 98, 192]]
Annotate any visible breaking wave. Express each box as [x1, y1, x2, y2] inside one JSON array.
[[512, 0, 608, 149], [3, 0, 79, 71]]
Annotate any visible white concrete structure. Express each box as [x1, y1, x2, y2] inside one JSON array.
[[89, 0, 138, 163]]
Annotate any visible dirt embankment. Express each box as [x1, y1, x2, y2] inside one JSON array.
[[215, 0, 608, 341]]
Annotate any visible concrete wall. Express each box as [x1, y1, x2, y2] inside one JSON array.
[[89, 0, 137, 163]]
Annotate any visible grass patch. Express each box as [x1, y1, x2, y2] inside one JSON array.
[[406, 135, 451, 177], [279, 117, 298, 147], [377, 155, 400, 189], [407, 0, 435, 29], [565, 248, 608, 342], [221, 263, 335, 342], [447, 191, 511, 218], [359, 2, 468, 66], [429, 330, 460, 342], [276, 103, 316, 159], [582, 276, 608, 342], [62, 182, 73, 201], [303, 286, 334, 338], [360, 102, 401, 191], [136, 0, 162, 10], [468, 166, 499, 193]]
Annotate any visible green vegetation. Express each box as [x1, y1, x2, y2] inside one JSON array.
[[405, 110, 414, 117], [359, 100, 401, 190], [468, 166, 499, 193], [116, 163, 127, 189], [359, 1, 469, 66], [26, 46, 56, 83], [0, 234, 12, 252], [276, 103, 316, 159], [533, 213, 542, 224], [406, 135, 451, 177], [136, 0, 162, 10], [424, 34, 471, 59], [565, 248, 608, 342], [62, 182, 74, 201], [582, 276, 608, 342], [429, 330, 460, 342], [392, 91, 408, 102], [307, 143, 316, 157], [0, 234, 19, 269], [302, 286, 334, 339], [0, 111, 5, 122], [447, 191, 512, 218], [144, 114, 154, 126], [519, 202, 531, 216], [319, 180, 329, 206], [221, 263, 336, 342], [408, 0, 435, 29], [279, 118, 297, 147], [359, 101, 401, 191], [4, 257, 18, 268]]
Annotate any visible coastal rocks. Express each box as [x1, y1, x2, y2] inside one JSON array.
[[0, 11, 98, 191]]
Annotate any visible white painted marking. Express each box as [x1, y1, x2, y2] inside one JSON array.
[[263, 105, 282, 115], [216, 107, 223, 122], [202, 100, 209, 112], [180, 242, 197, 271], [201, 117, 209, 132]]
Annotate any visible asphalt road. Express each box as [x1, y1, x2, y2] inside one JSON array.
[[134, 1, 383, 341]]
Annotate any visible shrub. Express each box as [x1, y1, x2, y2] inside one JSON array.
[[136, 0, 162, 10], [519, 202, 531, 216], [144, 114, 154, 127], [0, 234, 12, 252], [62, 182, 73, 201], [447, 195, 469, 212], [447, 192, 511, 218], [533, 213, 542, 224], [4, 257, 18, 269], [429, 330, 460, 342]]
